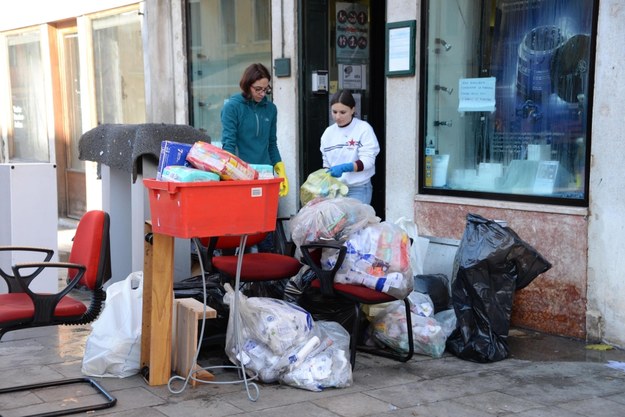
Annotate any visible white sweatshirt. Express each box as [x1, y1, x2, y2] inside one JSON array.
[[320, 118, 380, 186]]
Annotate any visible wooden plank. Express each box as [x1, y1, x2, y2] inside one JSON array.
[[174, 298, 217, 386], [147, 232, 175, 386], [177, 297, 217, 319], [191, 364, 215, 385], [140, 222, 153, 371]]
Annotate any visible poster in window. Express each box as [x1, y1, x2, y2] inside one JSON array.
[[336, 2, 369, 62], [458, 77, 496, 112], [488, 0, 593, 193], [339, 64, 366, 90]]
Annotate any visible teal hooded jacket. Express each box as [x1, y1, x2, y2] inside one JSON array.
[[221, 93, 282, 166]]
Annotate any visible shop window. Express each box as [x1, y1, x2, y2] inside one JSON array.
[[221, 0, 236, 44], [254, 0, 270, 42], [6, 29, 50, 163], [92, 10, 146, 124], [421, 0, 596, 206], [187, 0, 272, 142]]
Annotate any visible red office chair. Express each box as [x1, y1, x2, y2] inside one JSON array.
[[198, 222, 302, 296], [0, 210, 116, 416], [300, 241, 414, 368], [190, 223, 302, 351]]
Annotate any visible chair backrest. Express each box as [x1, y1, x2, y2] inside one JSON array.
[[216, 233, 269, 250], [198, 217, 292, 255], [198, 232, 269, 251], [67, 210, 112, 290]]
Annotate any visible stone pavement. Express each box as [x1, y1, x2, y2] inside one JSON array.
[[1, 323, 625, 417]]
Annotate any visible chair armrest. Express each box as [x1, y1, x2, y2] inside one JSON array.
[[300, 241, 347, 296], [0, 246, 55, 292], [12, 262, 87, 323]]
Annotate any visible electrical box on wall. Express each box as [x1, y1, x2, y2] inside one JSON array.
[[274, 58, 291, 77], [312, 70, 328, 94]]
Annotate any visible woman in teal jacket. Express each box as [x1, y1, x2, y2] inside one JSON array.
[[221, 63, 288, 197]]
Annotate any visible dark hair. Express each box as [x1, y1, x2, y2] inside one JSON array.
[[330, 89, 356, 109], [240, 63, 272, 99]]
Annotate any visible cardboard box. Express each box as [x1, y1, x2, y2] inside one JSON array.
[[157, 141, 193, 180]]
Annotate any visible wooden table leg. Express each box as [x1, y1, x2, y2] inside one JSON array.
[[140, 222, 153, 373], [142, 230, 175, 386]]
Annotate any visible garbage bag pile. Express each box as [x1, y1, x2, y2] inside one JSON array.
[[204, 199, 553, 385], [223, 284, 352, 391], [289, 197, 459, 358], [446, 213, 552, 363], [291, 197, 413, 299]]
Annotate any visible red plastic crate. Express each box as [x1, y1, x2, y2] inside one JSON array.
[[143, 178, 281, 238]]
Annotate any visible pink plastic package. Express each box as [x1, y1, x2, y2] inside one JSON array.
[[186, 141, 258, 180]]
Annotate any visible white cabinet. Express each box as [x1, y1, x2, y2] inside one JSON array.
[[0, 163, 58, 293]]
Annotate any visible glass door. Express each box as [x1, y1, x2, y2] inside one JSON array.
[[300, 0, 386, 215], [328, 0, 371, 121]]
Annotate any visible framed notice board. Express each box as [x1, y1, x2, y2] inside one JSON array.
[[385, 20, 416, 77]]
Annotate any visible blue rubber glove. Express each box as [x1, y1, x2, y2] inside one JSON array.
[[327, 162, 354, 177]]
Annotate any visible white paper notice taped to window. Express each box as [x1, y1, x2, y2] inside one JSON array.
[[458, 77, 496, 112]]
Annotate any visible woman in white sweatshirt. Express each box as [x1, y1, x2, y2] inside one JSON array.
[[320, 89, 380, 205]]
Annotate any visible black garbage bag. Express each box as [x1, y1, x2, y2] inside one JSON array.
[[446, 213, 552, 363], [298, 286, 359, 337], [241, 279, 289, 299], [414, 273, 451, 313], [283, 266, 318, 304]]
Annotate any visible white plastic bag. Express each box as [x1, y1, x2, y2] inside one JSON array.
[[290, 197, 380, 247], [223, 284, 314, 382], [81, 271, 143, 378], [368, 292, 456, 358], [323, 221, 414, 299], [280, 321, 353, 392], [394, 217, 429, 276]]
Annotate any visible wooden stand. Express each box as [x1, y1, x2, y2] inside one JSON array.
[[141, 227, 260, 400]]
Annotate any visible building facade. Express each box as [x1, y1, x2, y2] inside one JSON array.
[[1, 0, 624, 349]]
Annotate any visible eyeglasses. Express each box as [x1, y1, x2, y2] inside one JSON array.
[[251, 85, 272, 94]]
